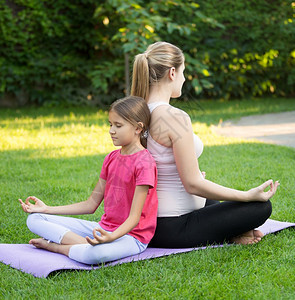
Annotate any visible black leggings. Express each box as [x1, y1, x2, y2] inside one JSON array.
[[148, 200, 272, 248]]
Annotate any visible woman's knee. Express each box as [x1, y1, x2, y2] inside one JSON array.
[[263, 200, 272, 219], [250, 200, 272, 223]]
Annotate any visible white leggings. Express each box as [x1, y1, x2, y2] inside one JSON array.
[[26, 213, 147, 265]]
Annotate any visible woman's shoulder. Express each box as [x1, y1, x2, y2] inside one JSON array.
[[151, 104, 190, 123], [149, 104, 192, 147]]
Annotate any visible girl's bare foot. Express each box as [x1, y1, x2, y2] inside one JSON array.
[[29, 238, 57, 251], [231, 230, 264, 245], [29, 238, 70, 256]]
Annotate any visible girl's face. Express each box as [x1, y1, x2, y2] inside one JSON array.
[[171, 62, 185, 98], [108, 110, 142, 153]]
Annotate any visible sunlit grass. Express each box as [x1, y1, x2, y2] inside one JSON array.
[[0, 110, 114, 157]]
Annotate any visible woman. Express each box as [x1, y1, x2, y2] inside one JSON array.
[[131, 41, 279, 248]]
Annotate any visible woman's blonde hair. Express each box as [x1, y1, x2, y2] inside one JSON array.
[[110, 96, 150, 148], [131, 41, 184, 100]]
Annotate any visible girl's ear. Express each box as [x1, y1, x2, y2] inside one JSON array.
[[168, 67, 176, 81], [135, 122, 144, 134]]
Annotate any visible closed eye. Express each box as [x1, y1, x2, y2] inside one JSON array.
[[109, 122, 123, 128]]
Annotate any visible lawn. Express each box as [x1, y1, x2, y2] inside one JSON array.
[[0, 98, 295, 299]]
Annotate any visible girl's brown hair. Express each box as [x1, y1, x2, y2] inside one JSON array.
[[131, 41, 184, 100], [110, 96, 150, 148]]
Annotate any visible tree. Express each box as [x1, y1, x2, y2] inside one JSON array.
[[89, 0, 220, 105]]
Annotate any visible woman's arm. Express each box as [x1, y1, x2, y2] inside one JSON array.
[[86, 185, 149, 245], [162, 107, 278, 202], [19, 178, 106, 215]]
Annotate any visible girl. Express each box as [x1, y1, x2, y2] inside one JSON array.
[[19, 96, 158, 265], [131, 41, 279, 248]]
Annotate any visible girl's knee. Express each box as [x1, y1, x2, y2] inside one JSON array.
[[82, 245, 123, 264], [87, 247, 112, 264], [69, 244, 109, 265], [69, 236, 141, 265], [26, 213, 44, 230]]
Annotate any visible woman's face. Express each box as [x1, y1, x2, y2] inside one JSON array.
[[171, 62, 185, 98]]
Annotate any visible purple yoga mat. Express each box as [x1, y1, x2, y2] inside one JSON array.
[[0, 219, 294, 278]]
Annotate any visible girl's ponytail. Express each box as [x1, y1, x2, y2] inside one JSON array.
[[131, 53, 150, 100]]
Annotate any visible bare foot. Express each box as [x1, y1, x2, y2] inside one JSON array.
[[231, 230, 264, 245], [29, 238, 70, 256], [29, 238, 56, 251]]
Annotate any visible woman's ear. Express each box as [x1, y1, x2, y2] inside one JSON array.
[[168, 67, 176, 81]]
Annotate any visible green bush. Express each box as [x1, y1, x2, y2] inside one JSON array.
[[0, 0, 98, 106], [194, 0, 295, 99], [0, 0, 294, 106], [0, 0, 223, 106]]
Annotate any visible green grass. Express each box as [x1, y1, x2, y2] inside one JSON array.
[[1, 98, 295, 299]]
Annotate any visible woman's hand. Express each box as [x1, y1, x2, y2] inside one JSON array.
[[18, 196, 47, 213], [86, 228, 114, 246], [247, 180, 280, 202]]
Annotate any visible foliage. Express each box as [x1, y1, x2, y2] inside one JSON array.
[[0, 0, 215, 106], [0, 1, 294, 106], [0, 0, 98, 105], [194, 0, 295, 99]]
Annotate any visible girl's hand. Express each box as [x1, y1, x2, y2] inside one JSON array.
[[247, 180, 280, 202], [86, 228, 114, 246], [201, 171, 206, 179], [18, 196, 47, 213]]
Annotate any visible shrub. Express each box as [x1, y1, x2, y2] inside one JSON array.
[[0, 0, 293, 106], [194, 0, 295, 99]]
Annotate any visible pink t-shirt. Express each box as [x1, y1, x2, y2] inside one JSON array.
[[99, 149, 158, 244]]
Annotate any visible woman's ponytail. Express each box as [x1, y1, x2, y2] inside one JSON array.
[[131, 42, 184, 102], [131, 53, 150, 100]]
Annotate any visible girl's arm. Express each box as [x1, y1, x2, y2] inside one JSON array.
[[19, 178, 106, 215], [86, 185, 149, 245], [162, 107, 279, 202]]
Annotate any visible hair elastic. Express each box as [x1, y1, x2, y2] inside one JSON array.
[[143, 130, 149, 138]]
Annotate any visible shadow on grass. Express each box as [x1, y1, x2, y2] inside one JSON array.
[[1, 142, 294, 202], [1, 98, 295, 128], [1, 149, 107, 186], [200, 142, 294, 183], [200, 142, 294, 222], [0, 149, 109, 243], [172, 98, 295, 126], [1, 141, 294, 244]]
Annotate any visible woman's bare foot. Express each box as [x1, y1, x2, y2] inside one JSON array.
[[29, 238, 70, 256], [231, 230, 264, 245]]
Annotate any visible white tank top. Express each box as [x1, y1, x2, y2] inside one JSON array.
[[147, 102, 206, 217]]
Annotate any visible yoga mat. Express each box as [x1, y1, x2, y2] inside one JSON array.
[[0, 219, 294, 278]]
